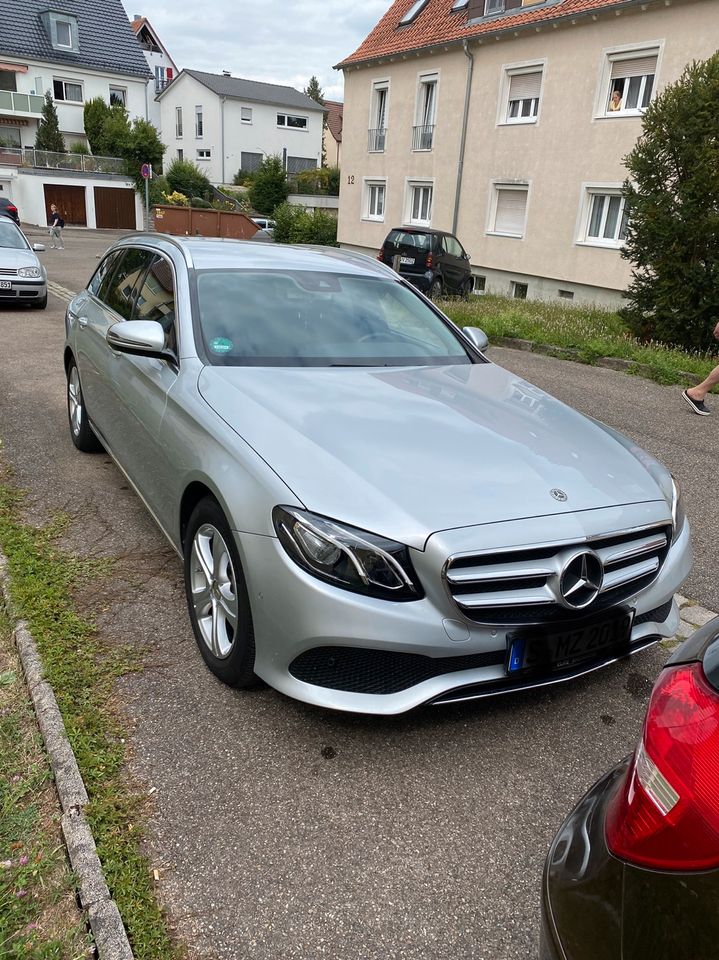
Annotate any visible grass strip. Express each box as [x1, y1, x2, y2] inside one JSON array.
[[0, 481, 179, 960], [442, 295, 719, 387]]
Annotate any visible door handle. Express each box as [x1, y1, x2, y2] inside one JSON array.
[[77, 316, 88, 328]]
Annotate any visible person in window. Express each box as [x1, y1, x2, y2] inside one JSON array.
[[682, 321, 719, 416], [48, 203, 65, 249], [608, 89, 623, 112]]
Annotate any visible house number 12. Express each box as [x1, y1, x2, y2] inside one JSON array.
[[347, 175, 355, 185]]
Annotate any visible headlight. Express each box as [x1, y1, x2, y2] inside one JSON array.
[[273, 506, 424, 601], [18, 266, 42, 279], [670, 476, 686, 543]]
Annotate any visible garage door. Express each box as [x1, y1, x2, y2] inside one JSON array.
[[94, 187, 137, 229], [43, 184, 87, 226]]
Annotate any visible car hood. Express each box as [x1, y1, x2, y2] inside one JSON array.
[[0, 248, 42, 271], [197, 362, 666, 547]]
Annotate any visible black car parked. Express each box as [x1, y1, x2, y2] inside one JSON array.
[[0, 197, 20, 225], [377, 228, 473, 298], [541, 616, 719, 960]]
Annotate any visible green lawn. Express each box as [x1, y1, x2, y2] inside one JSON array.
[[441, 295, 719, 387]]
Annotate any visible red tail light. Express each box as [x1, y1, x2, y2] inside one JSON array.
[[605, 662, 719, 871], [425, 252, 434, 269], [7, 205, 17, 213]]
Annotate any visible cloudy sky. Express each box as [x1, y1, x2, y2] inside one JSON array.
[[121, 1, 390, 101]]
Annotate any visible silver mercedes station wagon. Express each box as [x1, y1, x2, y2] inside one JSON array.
[[64, 236, 691, 714]]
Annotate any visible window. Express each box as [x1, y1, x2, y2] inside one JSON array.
[[89, 252, 122, 300], [512, 281, 528, 299], [503, 67, 542, 123], [195, 105, 203, 138], [442, 235, 465, 258], [598, 48, 659, 117], [399, 0, 430, 24], [406, 181, 433, 226], [485, 0, 504, 12], [364, 180, 386, 221], [558, 289, 574, 300], [44, 12, 78, 52], [0, 126, 22, 148], [451, 0, 469, 9], [580, 188, 629, 247], [175, 106, 183, 138], [55, 19, 72, 47], [53, 79, 83, 103], [489, 184, 529, 237], [277, 113, 308, 129], [369, 81, 388, 152], [413, 74, 437, 150], [177, 148, 184, 160], [241, 151, 263, 172], [102, 250, 154, 319], [134, 255, 177, 353], [287, 156, 317, 174], [475, 275, 487, 293], [197, 148, 211, 159], [241, 107, 252, 124], [109, 86, 126, 107]]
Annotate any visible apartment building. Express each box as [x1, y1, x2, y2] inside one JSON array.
[[130, 15, 178, 130], [335, 0, 718, 305]]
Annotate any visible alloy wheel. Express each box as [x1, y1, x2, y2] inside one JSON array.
[[68, 366, 83, 437], [189, 523, 239, 660]]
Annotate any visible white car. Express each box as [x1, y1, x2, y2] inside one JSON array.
[[0, 218, 47, 310]]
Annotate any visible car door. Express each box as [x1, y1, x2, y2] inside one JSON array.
[[440, 235, 468, 292]]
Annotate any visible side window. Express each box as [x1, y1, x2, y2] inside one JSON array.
[[445, 236, 464, 257], [88, 251, 121, 300], [133, 254, 177, 353], [104, 249, 155, 319]]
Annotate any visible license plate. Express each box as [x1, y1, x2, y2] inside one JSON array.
[[399, 256, 414, 265], [506, 609, 634, 676], [0, 281, 11, 289]]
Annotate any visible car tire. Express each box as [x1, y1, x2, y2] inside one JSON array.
[[429, 278, 443, 300], [461, 278, 474, 299], [184, 497, 257, 688], [66, 359, 102, 452], [36, 294, 48, 310]]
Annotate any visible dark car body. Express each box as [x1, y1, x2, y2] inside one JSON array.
[[0, 197, 20, 225], [541, 616, 719, 960], [378, 228, 473, 297]]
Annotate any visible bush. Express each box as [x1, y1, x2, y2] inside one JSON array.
[[190, 196, 212, 208], [166, 158, 213, 201], [69, 141, 90, 155], [148, 174, 169, 205], [288, 166, 340, 197], [248, 155, 289, 215], [232, 169, 256, 186], [122, 118, 165, 190], [621, 53, 719, 352], [162, 191, 189, 207], [272, 202, 337, 246]]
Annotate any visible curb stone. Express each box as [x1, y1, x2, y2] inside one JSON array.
[[0, 549, 134, 960]]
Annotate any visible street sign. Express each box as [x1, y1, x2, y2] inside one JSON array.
[[141, 163, 151, 180]]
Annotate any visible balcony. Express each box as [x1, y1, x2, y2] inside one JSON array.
[[0, 146, 126, 175], [367, 127, 386, 153], [0, 90, 44, 118], [155, 77, 174, 94], [412, 124, 435, 151]]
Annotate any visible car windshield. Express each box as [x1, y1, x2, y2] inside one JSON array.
[[0, 220, 28, 251], [386, 230, 431, 250], [194, 270, 473, 367]]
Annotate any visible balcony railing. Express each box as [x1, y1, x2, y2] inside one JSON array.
[[367, 127, 386, 152], [412, 124, 435, 151], [155, 78, 174, 94], [0, 146, 126, 174], [0, 90, 44, 116]]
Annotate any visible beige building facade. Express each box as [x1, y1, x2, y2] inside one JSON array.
[[337, 0, 718, 306]]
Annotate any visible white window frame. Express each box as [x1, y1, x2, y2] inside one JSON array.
[[400, 0, 430, 24], [487, 181, 530, 239], [576, 182, 629, 249], [109, 86, 126, 107], [55, 19, 72, 48], [413, 71, 439, 151], [241, 107, 252, 124], [369, 79, 390, 152], [47, 13, 78, 52], [175, 106, 183, 138], [195, 105, 203, 138], [362, 178, 387, 222], [52, 78, 83, 103], [197, 148, 212, 160], [594, 41, 663, 119], [498, 60, 545, 126], [404, 179, 434, 227], [277, 113, 308, 130]]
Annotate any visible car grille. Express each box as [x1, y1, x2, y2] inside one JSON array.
[[289, 646, 505, 695], [444, 523, 672, 625], [0, 268, 18, 276]]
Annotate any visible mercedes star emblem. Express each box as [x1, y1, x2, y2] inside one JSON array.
[[558, 551, 604, 609], [550, 488, 568, 502]]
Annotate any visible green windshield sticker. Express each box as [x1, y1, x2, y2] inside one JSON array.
[[209, 337, 233, 354]]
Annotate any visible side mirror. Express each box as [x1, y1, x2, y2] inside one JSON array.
[[32, 243, 46, 252], [107, 320, 168, 359], [463, 326, 489, 352]]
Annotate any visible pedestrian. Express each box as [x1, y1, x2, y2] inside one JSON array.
[[48, 203, 64, 249], [682, 320, 719, 416]]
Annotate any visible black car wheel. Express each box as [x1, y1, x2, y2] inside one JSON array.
[[461, 278, 474, 299], [429, 278, 443, 299], [184, 497, 257, 688]]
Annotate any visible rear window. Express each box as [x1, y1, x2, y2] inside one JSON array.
[[385, 230, 431, 251]]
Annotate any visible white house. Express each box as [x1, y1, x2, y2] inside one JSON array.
[[130, 15, 178, 131], [0, 0, 150, 228], [158, 69, 326, 185]]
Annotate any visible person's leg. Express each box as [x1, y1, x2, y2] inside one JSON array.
[[49, 227, 56, 247], [687, 364, 719, 401], [57, 227, 64, 249]]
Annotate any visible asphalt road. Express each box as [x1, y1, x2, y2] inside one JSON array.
[[1, 227, 717, 960]]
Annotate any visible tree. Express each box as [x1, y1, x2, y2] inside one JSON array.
[[272, 202, 337, 246], [620, 53, 719, 352], [35, 93, 65, 153], [165, 158, 213, 201], [123, 119, 165, 190], [248, 155, 289, 215], [83, 97, 110, 154], [98, 105, 131, 157], [304, 75, 327, 167]]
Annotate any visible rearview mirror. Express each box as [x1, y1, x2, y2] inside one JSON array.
[[107, 320, 168, 359], [463, 326, 489, 352], [32, 243, 45, 252]]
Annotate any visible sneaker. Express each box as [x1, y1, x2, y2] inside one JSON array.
[[682, 389, 711, 416]]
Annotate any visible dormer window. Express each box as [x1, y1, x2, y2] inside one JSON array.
[[399, 0, 430, 25], [451, 0, 469, 10], [41, 11, 80, 53]]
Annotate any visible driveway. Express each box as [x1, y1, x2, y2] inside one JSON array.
[[0, 231, 716, 960]]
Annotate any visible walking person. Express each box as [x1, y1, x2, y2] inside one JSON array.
[[48, 203, 64, 249], [682, 320, 719, 416]]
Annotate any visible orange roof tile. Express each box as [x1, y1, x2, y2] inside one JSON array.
[[130, 15, 147, 34], [336, 0, 639, 68], [322, 99, 344, 142]]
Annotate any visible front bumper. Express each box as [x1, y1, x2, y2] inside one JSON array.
[[234, 502, 692, 715], [0, 279, 46, 303]]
